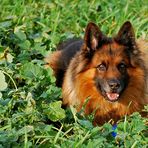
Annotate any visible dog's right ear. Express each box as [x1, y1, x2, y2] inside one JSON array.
[[83, 22, 103, 52], [115, 21, 136, 47]]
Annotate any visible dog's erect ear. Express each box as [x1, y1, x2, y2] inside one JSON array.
[[115, 21, 136, 47], [84, 22, 103, 51]]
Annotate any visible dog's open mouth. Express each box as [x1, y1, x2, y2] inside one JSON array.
[[106, 92, 119, 102]]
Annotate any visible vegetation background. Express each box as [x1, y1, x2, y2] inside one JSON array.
[[0, 0, 147, 147]]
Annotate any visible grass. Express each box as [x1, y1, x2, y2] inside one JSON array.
[[0, 0, 147, 147]]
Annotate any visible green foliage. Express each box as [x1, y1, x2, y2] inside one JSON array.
[[0, 0, 147, 147], [0, 70, 8, 91], [42, 101, 65, 122]]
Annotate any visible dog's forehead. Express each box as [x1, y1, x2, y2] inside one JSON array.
[[92, 42, 128, 64], [95, 42, 127, 57], [100, 42, 124, 54]]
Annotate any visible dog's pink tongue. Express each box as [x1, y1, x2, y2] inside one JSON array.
[[106, 93, 119, 101]]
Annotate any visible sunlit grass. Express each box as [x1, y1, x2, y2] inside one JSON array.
[[0, 0, 147, 147]]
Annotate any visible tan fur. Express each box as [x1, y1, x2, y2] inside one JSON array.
[[45, 51, 61, 76], [137, 39, 148, 97]]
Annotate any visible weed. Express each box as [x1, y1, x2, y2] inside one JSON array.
[[0, 0, 147, 147]]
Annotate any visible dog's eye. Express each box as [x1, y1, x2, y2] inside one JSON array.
[[97, 64, 106, 71], [118, 63, 127, 72]]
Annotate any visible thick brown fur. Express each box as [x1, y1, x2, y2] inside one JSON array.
[[45, 21, 148, 125]]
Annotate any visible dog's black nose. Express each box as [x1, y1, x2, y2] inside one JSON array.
[[108, 79, 120, 90]]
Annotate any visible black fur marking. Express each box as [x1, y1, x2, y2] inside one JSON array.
[[109, 44, 113, 55]]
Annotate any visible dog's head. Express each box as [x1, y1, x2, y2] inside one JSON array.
[[80, 21, 143, 102]]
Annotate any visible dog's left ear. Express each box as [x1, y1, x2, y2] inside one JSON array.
[[84, 22, 103, 51], [115, 21, 136, 47]]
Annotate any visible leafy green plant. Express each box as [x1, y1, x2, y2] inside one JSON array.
[[0, 0, 147, 147]]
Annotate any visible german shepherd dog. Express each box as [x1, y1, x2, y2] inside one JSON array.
[[46, 21, 148, 125]]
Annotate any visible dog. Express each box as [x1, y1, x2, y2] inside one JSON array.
[[46, 21, 148, 125]]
